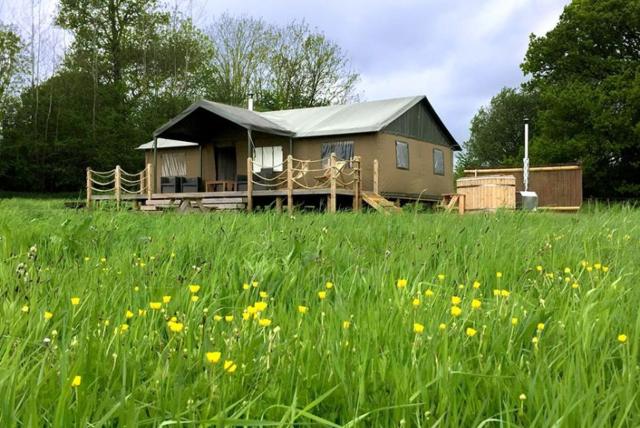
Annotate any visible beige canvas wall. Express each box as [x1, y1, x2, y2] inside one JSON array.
[[145, 147, 201, 191]]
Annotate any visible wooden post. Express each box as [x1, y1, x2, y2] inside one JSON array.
[[139, 169, 145, 195], [287, 155, 293, 215], [458, 193, 466, 215], [146, 163, 152, 201], [373, 159, 379, 194], [353, 156, 361, 212], [329, 152, 337, 213], [115, 165, 121, 209], [247, 157, 253, 212], [275, 196, 283, 213], [86, 168, 92, 208]]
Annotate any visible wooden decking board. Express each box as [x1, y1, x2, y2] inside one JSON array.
[[361, 191, 402, 214]]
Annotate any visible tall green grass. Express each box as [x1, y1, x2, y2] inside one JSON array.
[[0, 198, 638, 427]]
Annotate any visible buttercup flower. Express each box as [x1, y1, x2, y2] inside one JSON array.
[[413, 323, 425, 334], [206, 352, 221, 363], [71, 375, 81, 387], [396, 279, 408, 288], [466, 327, 477, 337], [71, 297, 80, 306], [450, 306, 462, 317]]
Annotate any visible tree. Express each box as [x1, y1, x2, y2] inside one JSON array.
[[457, 87, 539, 174], [521, 0, 640, 197], [0, 25, 25, 126]]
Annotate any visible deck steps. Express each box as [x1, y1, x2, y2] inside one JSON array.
[[362, 191, 402, 214], [141, 196, 246, 212]]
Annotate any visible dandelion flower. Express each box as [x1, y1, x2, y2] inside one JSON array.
[[511, 317, 519, 326], [162, 296, 171, 304], [71, 375, 81, 387], [413, 323, 425, 334], [258, 318, 272, 327], [255, 301, 268, 311], [438, 323, 447, 331], [71, 297, 80, 306], [537, 323, 545, 332], [44, 311, 53, 320], [125, 310, 134, 319], [396, 279, 408, 288], [298, 306, 309, 314], [343, 320, 351, 329], [189, 285, 201, 293], [318, 291, 327, 300], [466, 327, 477, 337], [21, 305, 29, 313], [206, 352, 221, 363], [424, 289, 434, 297], [450, 306, 462, 317], [451, 296, 461, 305], [325, 281, 334, 289], [618, 334, 628, 344], [472, 281, 481, 289], [150, 302, 162, 310], [223, 360, 237, 373], [224, 315, 234, 322], [471, 299, 481, 309], [412, 298, 421, 308]]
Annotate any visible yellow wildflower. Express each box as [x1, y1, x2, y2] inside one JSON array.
[[532, 337, 539, 344], [255, 301, 268, 311], [213, 315, 223, 321], [580, 260, 588, 267], [496, 272, 503, 278], [437, 274, 445, 281], [396, 279, 408, 288], [536, 265, 543, 272], [150, 302, 162, 310], [162, 296, 171, 304], [466, 327, 477, 337], [519, 393, 527, 401], [125, 310, 134, 319], [103, 320, 110, 326], [71, 375, 82, 387], [298, 306, 309, 314], [618, 334, 628, 344], [564, 267, 571, 274], [472, 281, 481, 289], [511, 317, 519, 326], [438, 323, 447, 331], [44, 311, 53, 320], [571, 283, 579, 289], [119, 324, 129, 333], [413, 323, 425, 334], [191, 295, 199, 302], [83, 257, 90, 262], [471, 299, 481, 309], [258, 318, 272, 327], [242, 312, 250, 320], [450, 306, 462, 317], [168, 321, 184, 333], [259, 291, 268, 299], [21, 305, 29, 313], [412, 298, 421, 308], [586, 266, 593, 272], [247, 305, 257, 315], [224, 315, 234, 322], [242, 283, 250, 290], [189, 284, 201, 293], [500, 290, 511, 297], [451, 296, 461, 305], [71, 297, 80, 306], [424, 289, 434, 297], [252, 281, 259, 288], [594, 263, 602, 270], [602, 266, 609, 272], [343, 320, 351, 329], [537, 323, 545, 331], [318, 291, 327, 300], [138, 309, 146, 316], [206, 351, 221, 363], [325, 281, 334, 289], [223, 360, 237, 373], [493, 289, 500, 296]]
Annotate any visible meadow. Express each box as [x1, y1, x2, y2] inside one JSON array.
[[0, 198, 639, 427]]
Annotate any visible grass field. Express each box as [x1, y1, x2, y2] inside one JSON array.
[[1, 198, 639, 427]]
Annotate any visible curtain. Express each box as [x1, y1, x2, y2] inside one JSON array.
[[161, 152, 187, 176]]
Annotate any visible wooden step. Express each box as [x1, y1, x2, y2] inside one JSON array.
[[140, 205, 158, 212], [362, 191, 402, 214]]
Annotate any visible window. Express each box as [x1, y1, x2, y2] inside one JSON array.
[[321, 141, 354, 167], [253, 146, 283, 173], [395, 141, 409, 169], [433, 148, 445, 175], [161, 152, 187, 176]]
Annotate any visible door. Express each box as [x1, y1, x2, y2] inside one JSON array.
[[215, 146, 237, 181]]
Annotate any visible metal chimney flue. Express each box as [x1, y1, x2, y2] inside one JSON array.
[[247, 93, 254, 111], [518, 117, 538, 211]]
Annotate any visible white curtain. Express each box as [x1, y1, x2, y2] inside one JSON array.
[[161, 152, 187, 176]]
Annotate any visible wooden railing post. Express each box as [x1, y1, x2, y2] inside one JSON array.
[[373, 159, 379, 194], [247, 157, 253, 212], [329, 152, 337, 213], [287, 155, 293, 215], [139, 169, 145, 195], [146, 163, 152, 201], [353, 156, 361, 212], [115, 165, 121, 209], [86, 167, 92, 208]]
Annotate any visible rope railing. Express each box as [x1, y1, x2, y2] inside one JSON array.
[[247, 153, 362, 214], [86, 163, 153, 208]]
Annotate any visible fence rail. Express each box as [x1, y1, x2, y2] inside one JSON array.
[[247, 153, 362, 214], [86, 163, 152, 207]]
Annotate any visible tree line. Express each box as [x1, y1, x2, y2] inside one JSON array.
[[458, 0, 640, 198], [0, 0, 359, 192]]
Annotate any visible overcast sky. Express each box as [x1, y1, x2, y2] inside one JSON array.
[[1, 0, 570, 144]]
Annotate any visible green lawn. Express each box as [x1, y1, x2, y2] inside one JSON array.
[[0, 198, 638, 427]]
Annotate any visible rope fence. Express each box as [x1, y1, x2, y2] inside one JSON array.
[[86, 163, 152, 208]]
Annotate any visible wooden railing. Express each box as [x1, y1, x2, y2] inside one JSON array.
[[247, 153, 362, 214], [86, 163, 152, 207]]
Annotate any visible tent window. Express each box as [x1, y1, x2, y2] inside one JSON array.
[[396, 141, 409, 169], [433, 148, 445, 175], [161, 152, 187, 176], [253, 146, 283, 173], [321, 141, 354, 167]]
